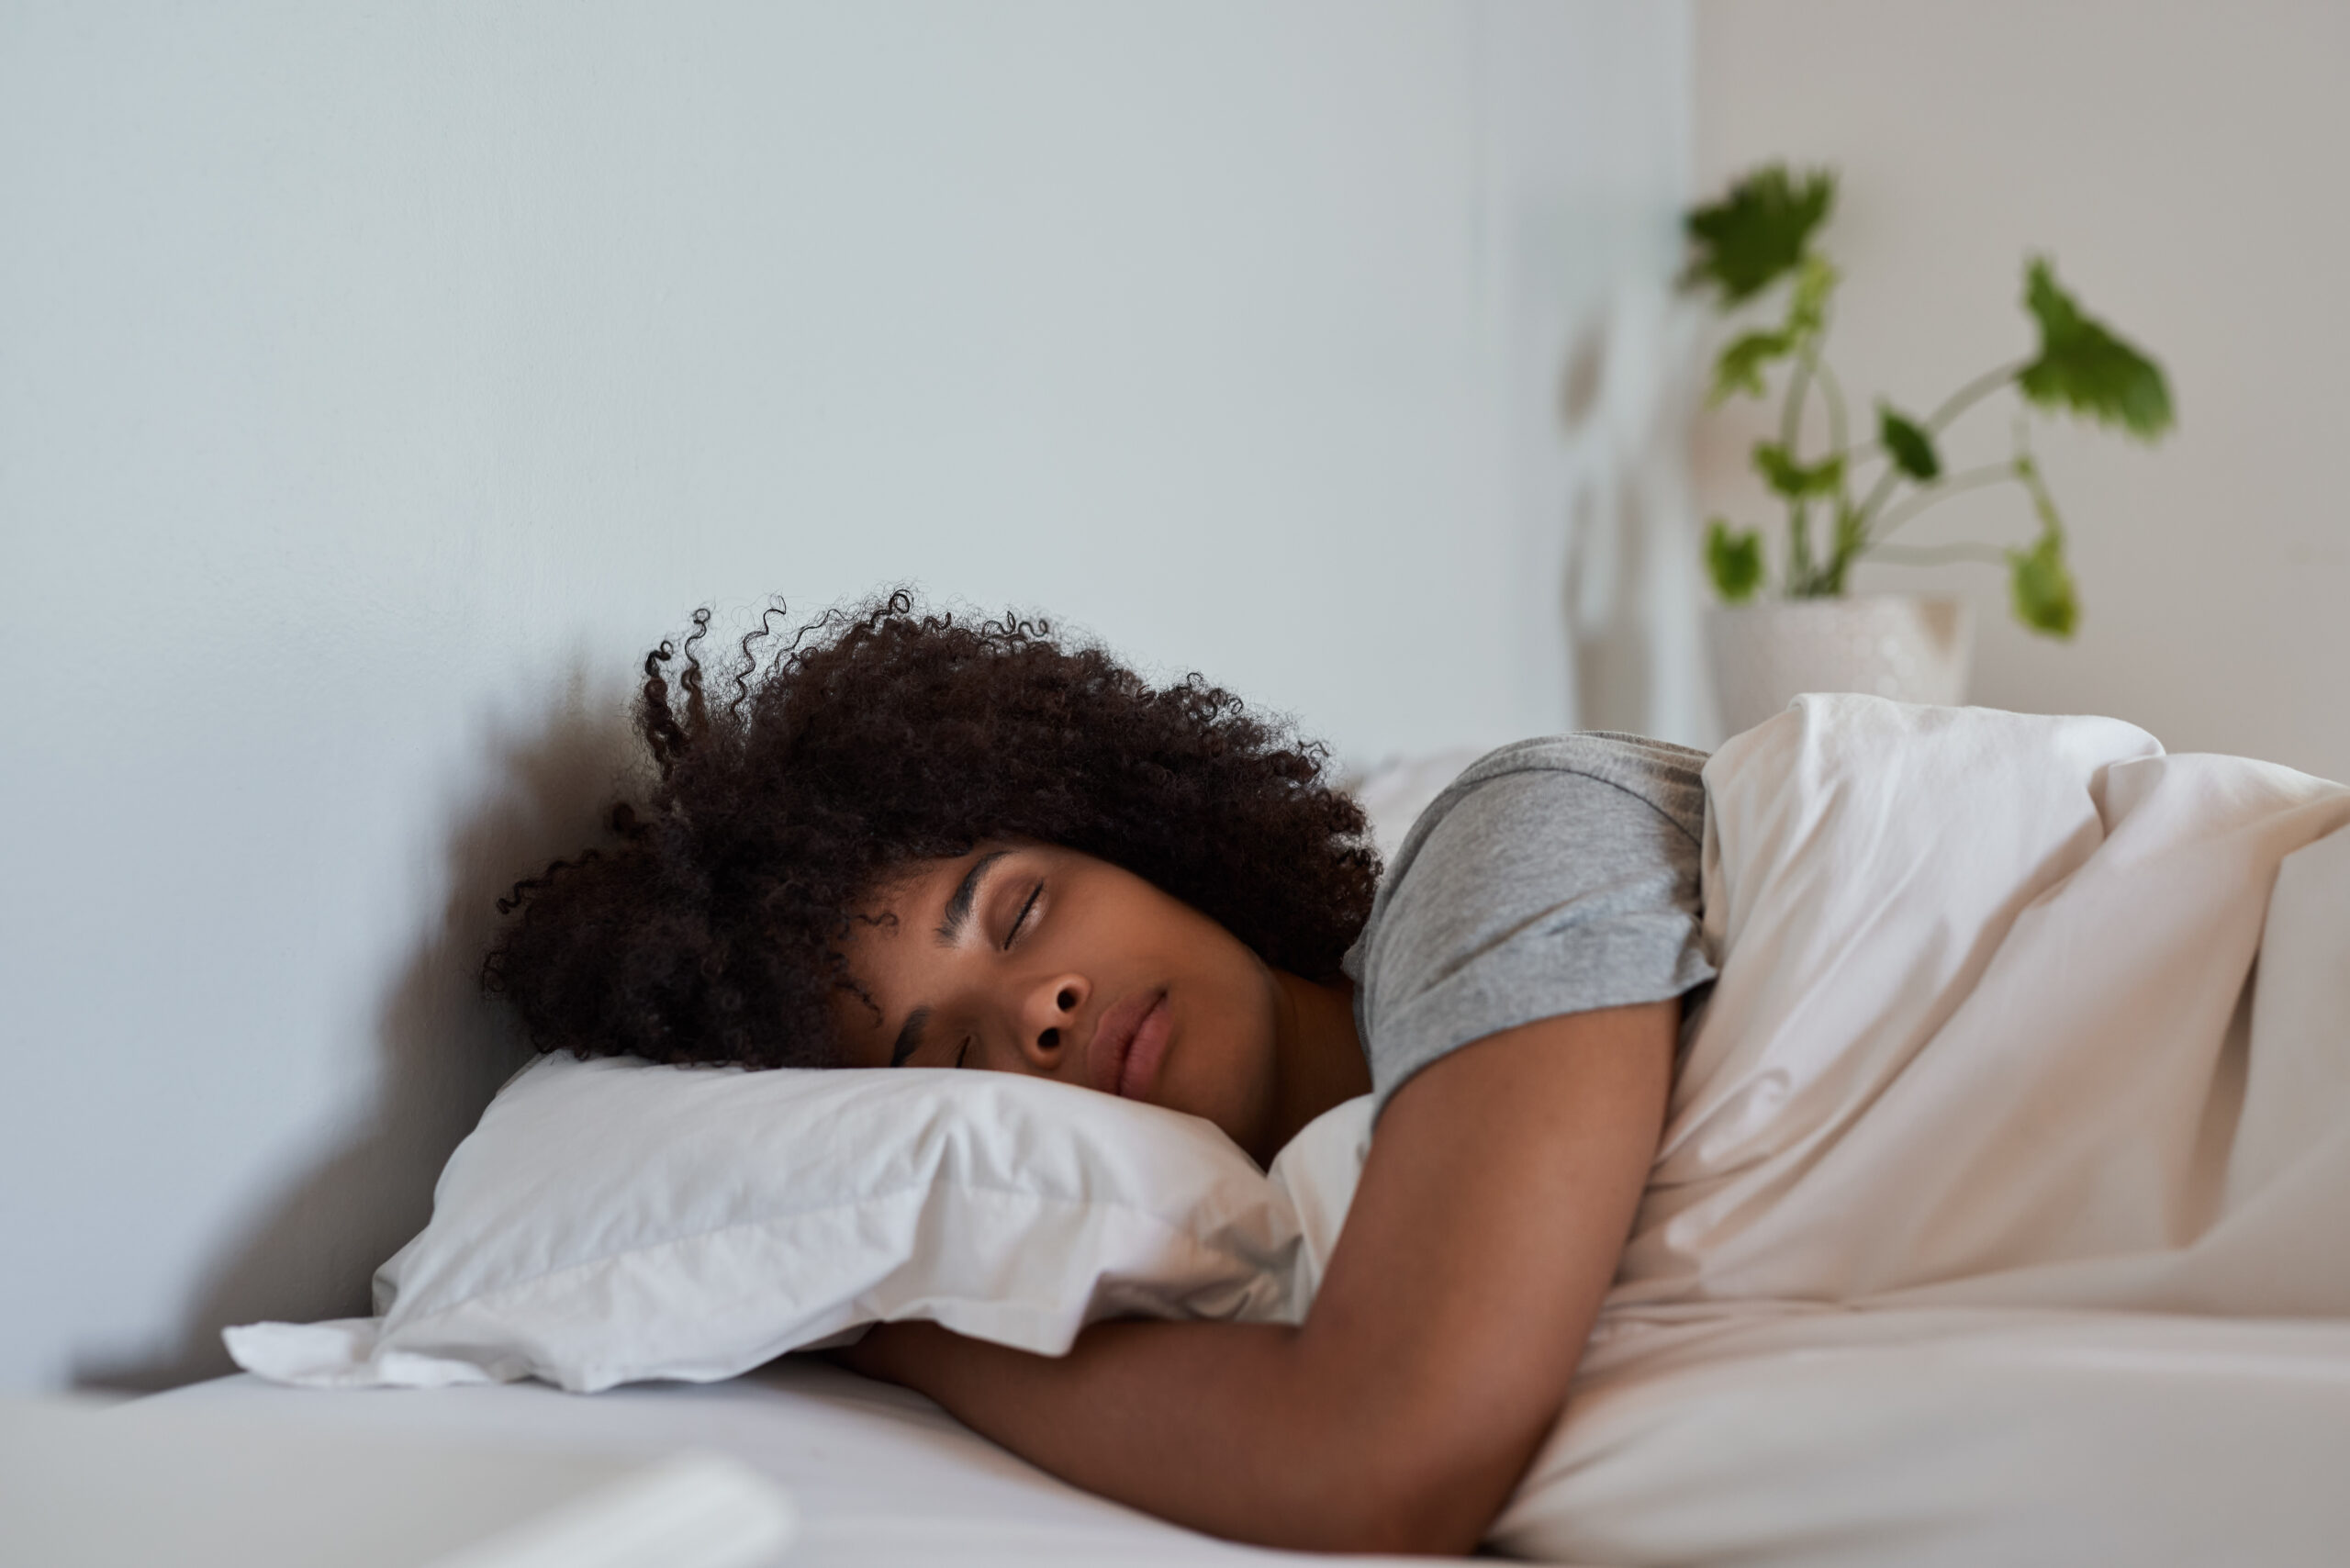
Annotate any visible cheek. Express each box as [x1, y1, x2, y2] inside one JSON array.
[[1165, 953, 1281, 1137]]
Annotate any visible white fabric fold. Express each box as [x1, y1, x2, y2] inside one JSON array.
[[1493, 695, 2350, 1564]]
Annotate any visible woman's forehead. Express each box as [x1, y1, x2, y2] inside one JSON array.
[[840, 846, 1017, 1000], [859, 844, 1006, 928], [829, 846, 1013, 1065]]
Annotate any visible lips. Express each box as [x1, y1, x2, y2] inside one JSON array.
[[1086, 990, 1172, 1103]]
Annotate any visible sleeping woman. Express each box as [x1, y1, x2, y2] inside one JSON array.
[[484, 592, 1716, 1555]]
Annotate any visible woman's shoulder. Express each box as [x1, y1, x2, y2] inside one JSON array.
[[1393, 731, 1707, 868], [1343, 730, 1716, 1109]]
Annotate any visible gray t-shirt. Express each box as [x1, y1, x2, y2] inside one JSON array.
[[1341, 734, 1715, 1113]]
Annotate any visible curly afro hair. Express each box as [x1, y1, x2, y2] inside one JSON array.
[[482, 591, 1382, 1070]]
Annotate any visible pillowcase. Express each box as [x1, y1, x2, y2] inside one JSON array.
[[226, 1052, 1374, 1394]]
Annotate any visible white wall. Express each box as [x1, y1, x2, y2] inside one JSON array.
[[1693, 0, 2350, 782], [0, 3, 1690, 1390]]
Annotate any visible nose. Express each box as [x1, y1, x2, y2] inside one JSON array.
[[1016, 973, 1090, 1072]]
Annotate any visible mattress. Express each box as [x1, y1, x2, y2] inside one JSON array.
[[150, 1361, 1436, 1567]]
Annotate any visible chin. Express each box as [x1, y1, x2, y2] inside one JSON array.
[[1155, 974, 1281, 1149]]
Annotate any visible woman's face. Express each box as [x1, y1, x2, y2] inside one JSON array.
[[833, 842, 1289, 1159]]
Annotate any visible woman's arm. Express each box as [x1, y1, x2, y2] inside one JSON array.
[[842, 998, 1677, 1555]]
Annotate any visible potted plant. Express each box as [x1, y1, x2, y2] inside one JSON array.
[[1683, 164, 2175, 734]]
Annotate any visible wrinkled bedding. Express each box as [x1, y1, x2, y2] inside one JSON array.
[[1472, 696, 2350, 1564], [214, 696, 2350, 1564]]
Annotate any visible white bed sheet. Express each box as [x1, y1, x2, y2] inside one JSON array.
[[151, 1364, 1441, 1567]]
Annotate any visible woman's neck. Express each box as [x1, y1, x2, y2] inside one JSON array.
[[1264, 971, 1370, 1159]]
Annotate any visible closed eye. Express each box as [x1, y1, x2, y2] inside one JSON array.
[[1002, 879, 1044, 949]]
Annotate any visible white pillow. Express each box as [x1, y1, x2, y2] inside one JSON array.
[[226, 1053, 1373, 1394]]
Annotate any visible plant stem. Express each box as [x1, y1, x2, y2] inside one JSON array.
[[1780, 347, 1815, 454], [1792, 346, 1862, 595], [1867, 541, 2011, 566], [1867, 462, 2017, 543], [1847, 357, 2032, 545], [1926, 357, 2031, 434], [1849, 466, 1903, 542], [1813, 350, 1849, 459], [1773, 323, 1819, 595], [1769, 300, 1845, 598]]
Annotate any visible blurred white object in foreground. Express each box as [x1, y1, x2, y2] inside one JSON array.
[[0, 1394, 794, 1568]]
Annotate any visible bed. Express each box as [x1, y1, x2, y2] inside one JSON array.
[[200, 697, 2350, 1565], [148, 1360, 1411, 1567], [158, 1307, 2350, 1567]]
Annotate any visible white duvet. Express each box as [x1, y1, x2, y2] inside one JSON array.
[[1454, 695, 2350, 1565]]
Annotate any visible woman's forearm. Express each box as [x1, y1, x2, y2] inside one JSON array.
[[850, 1316, 1478, 1551], [847, 1001, 1679, 1554]]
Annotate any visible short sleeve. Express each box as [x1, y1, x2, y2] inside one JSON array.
[[1342, 735, 1714, 1114]]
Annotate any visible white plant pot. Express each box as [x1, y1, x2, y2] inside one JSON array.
[[1707, 594, 1975, 739]]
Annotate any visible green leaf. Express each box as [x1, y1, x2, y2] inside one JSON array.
[[1711, 329, 1790, 403], [1785, 252, 1837, 336], [1706, 256, 1841, 404], [2016, 257, 2175, 440], [2007, 454, 2079, 637], [1707, 519, 1764, 602], [1752, 442, 1845, 499], [1821, 502, 1865, 594], [2008, 527, 2079, 637], [2013, 452, 2065, 534], [1876, 401, 1942, 481], [1683, 164, 1838, 306]]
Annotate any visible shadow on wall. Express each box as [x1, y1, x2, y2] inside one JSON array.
[[74, 670, 641, 1393]]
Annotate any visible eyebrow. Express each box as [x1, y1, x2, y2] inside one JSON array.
[[935, 849, 1010, 946], [889, 1006, 931, 1070], [888, 850, 1010, 1069]]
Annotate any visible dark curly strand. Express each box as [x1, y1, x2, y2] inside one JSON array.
[[481, 591, 1381, 1069]]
